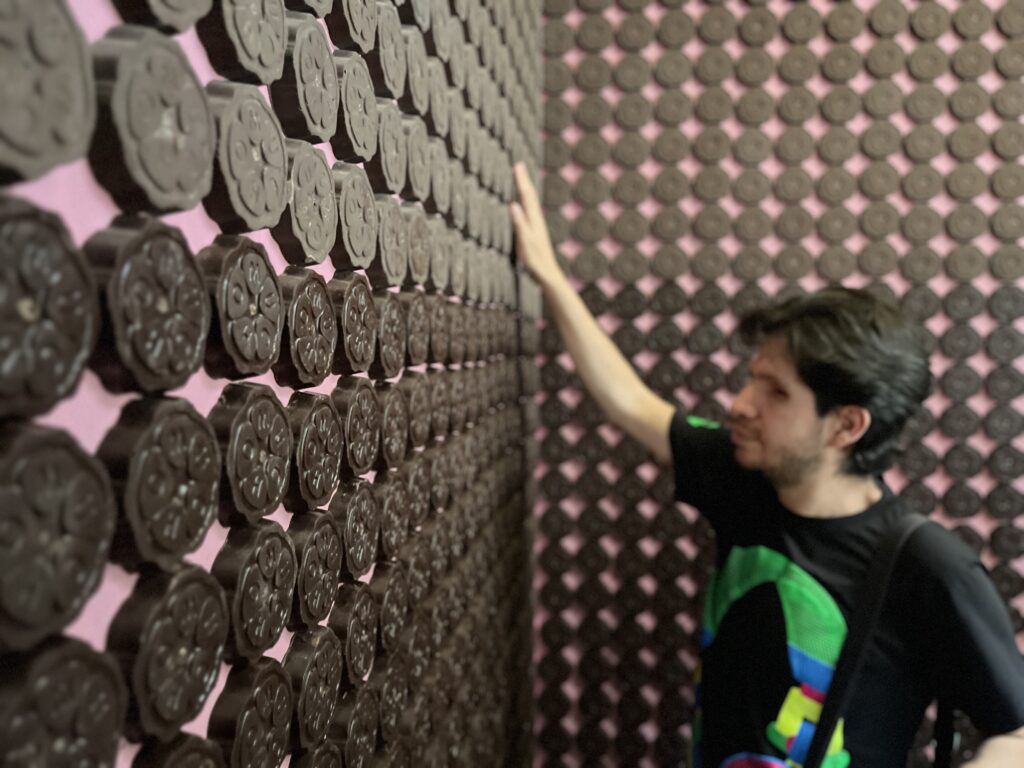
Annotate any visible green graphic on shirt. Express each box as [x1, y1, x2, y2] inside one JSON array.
[[699, 546, 851, 768], [687, 414, 721, 430]]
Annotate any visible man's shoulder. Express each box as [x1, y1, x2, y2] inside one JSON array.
[[901, 516, 983, 584]]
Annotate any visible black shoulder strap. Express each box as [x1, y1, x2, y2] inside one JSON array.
[[803, 513, 934, 768]]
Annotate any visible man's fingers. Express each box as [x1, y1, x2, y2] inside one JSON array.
[[513, 163, 543, 222]]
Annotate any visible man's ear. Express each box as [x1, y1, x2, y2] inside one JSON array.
[[827, 405, 872, 450]]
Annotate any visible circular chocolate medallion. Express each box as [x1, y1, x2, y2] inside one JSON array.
[[272, 141, 338, 265], [0, 638, 126, 764], [0, 424, 116, 651], [330, 162, 378, 270], [329, 583, 379, 685], [333, 51, 379, 163], [99, 397, 220, 571], [205, 82, 289, 233], [288, 512, 344, 627], [332, 378, 381, 476], [401, 291, 430, 366], [212, 520, 297, 661], [283, 627, 344, 748], [370, 293, 407, 379], [108, 565, 228, 740], [209, 658, 293, 768], [365, 1, 406, 98], [366, 100, 408, 194], [85, 217, 210, 392], [325, 0, 377, 53], [286, 392, 344, 511], [90, 27, 213, 212], [210, 382, 293, 524], [329, 272, 377, 375], [329, 480, 381, 577], [269, 14, 339, 142], [378, 384, 409, 469], [196, 0, 287, 84], [370, 195, 409, 287], [0, 198, 99, 418], [274, 268, 338, 388], [201, 235, 284, 378]]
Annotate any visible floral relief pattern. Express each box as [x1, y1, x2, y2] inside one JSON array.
[[120, 34, 214, 209], [0, 0, 95, 180], [375, 295, 407, 378], [404, 452, 430, 528], [380, 387, 408, 470], [222, 89, 287, 228], [336, 165, 377, 269], [332, 481, 379, 578], [292, 628, 343, 747], [126, 401, 220, 569], [227, 0, 285, 84], [219, 242, 283, 374], [111, 225, 210, 391], [374, 198, 408, 287], [289, 145, 337, 264], [345, 383, 381, 475], [0, 200, 98, 418], [297, 513, 342, 624], [133, 567, 229, 739], [235, 523, 297, 658], [231, 660, 292, 768], [296, 397, 344, 509], [338, 54, 378, 162], [222, 384, 292, 522], [0, 639, 126, 766], [339, 274, 377, 373], [289, 272, 337, 385], [295, 21, 338, 140], [0, 426, 116, 651]]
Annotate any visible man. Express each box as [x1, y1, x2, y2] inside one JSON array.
[[510, 163, 1024, 767]]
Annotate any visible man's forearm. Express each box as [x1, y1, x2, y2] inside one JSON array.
[[542, 273, 652, 427]]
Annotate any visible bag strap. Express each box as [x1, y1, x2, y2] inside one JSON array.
[[803, 513, 931, 768]]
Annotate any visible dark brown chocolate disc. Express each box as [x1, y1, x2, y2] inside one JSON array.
[[371, 292, 408, 379], [428, 295, 450, 363], [448, 370, 467, 433], [211, 520, 297, 661], [366, 100, 408, 194], [329, 583, 379, 685], [209, 658, 293, 768], [132, 734, 226, 768], [332, 684, 379, 766], [0, 198, 98, 418], [425, 215, 450, 292], [200, 235, 284, 378], [288, 512, 344, 626], [0, 424, 115, 651], [283, 627, 344, 749], [400, 291, 430, 365], [274, 268, 338, 388], [365, 1, 407, 98], [209, 382, 293, 524], [329, 480, 380, 576], [332, 378, 382, 476], [398, 373, 430, 449], [99, 397, 220, 572], [370, 194, 410, 287], [401, 205, 431, 285], [402, 115, 432, 201], [371, 478, 406, 564], [333, 51, 379, 163], [370, 562, 408, 654], [204, 82, 289, 233], [330, 162, 379, 270], [0, 0, 95, 181], [85, 217, 210, 392], [329, 272, 377, 375], [293, 742, 343, 768], [196, 0, 287, 84], [89, 27, 213, 212], [428, 371, 450, 439], [108, 565, 228, 740], [425, 442, 450, 510], [404, 451, 430, 528], [0, 638, 126, 765], [272, 141, 338, 265], [378, 384, 410, 469], [286, 392, 344, 511], [325, 0, 377, 52], [401, 27, 430, 116], [270, 16, 339, 142]]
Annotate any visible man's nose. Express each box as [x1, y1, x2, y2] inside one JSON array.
[[730, 383, 756, 420]]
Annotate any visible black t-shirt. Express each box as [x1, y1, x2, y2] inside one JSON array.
[[669, 411, 1024, 768]]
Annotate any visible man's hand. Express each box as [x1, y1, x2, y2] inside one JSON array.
[[964, 725, 1024, 767], [509, 163, 565, 291]]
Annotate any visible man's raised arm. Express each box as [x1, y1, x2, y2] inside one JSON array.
[[510, 163, 675, 465]]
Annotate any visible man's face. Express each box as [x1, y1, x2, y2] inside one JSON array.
[[727, 337, 830, 488]]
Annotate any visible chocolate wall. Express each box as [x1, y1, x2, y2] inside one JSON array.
[[0, 1, 542, 766], [536, 0, 1024, 765]]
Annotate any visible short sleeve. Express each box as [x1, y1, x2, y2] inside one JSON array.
[[914, 525, 1024, 734], [668, 410, 766, 535]]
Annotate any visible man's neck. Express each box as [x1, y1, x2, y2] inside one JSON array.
[[775, 470, 884, 520]]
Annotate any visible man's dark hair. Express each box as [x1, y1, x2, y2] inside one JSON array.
[[738, 287, 933, 476]]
